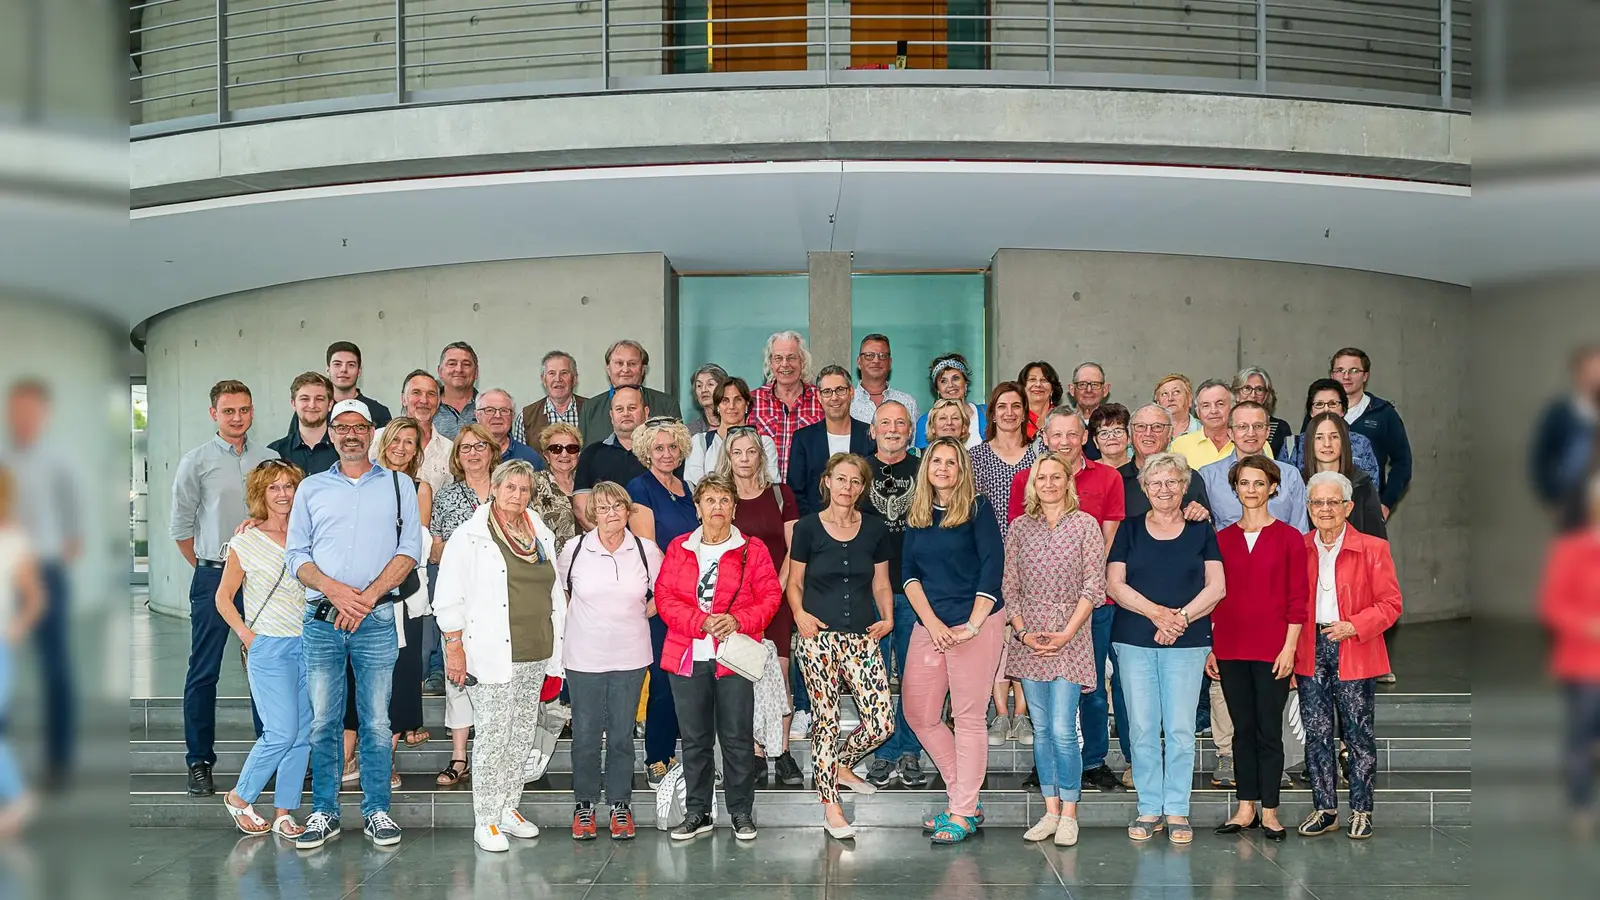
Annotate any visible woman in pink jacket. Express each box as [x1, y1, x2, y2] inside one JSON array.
[[655, 474, 782, 843], [1296, 471, 1403, 841]]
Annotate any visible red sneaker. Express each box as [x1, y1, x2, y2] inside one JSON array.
[[609, 804, 635, 840], [571, 804, 597, 841]]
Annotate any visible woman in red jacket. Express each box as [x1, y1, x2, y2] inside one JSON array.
[[1296, 471, 1403, 841], [1539, 473, 1600, 826], [1207, 455, 1308, 841], [655, 474, 782, 843]]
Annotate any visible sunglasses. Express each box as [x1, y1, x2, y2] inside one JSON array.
[[644, 416, 678, 427], [545, 443, 581, 456], [725, 425, 759, 437]]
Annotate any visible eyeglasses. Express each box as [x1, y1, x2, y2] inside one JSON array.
[[818, 387, 851, 399], [770, 354, 802, 365], [1330, 367, 1366, 377], [1308, 499, 1350, 509], [644, 416, 678, 427], [477, 406, 513, 418], [1231, 422, 1268, 432], [1096, 427, 1127, 439], [1237, 386, 1267, 397], [1146, 478, 1184, 491], [1072, 381, 1105, 391], [858, 351, 890, 361], [545, 443, 581, 456], [1310, 401, 1344, 413], [457, 441, 489, 453], [330, 424, 372, 436], [1131, 422, 1170, 433]]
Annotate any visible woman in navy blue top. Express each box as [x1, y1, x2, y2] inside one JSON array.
[[1106, 452, 1226, 846], [899, 437, 1005, 844], [623, 417, 697, 779]]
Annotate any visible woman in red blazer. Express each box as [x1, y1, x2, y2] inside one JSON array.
[[1209, 455, 1309, 841], [655, 474, 782, 842], [1296, 471, 1403, 841], [1538, 474, 1600, 821]]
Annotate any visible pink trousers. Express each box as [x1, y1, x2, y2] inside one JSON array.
[[901, 612, 1006, 817]]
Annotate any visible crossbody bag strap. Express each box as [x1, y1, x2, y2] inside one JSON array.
[[718, 545, 749, 618], [634, 534, 654, 601]]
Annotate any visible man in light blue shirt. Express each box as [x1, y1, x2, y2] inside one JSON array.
[[287, 398, 421, 850], [1198, 400, 1311, 534]]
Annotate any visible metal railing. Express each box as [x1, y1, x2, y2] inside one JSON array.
[[129, 0, 1471, 135]]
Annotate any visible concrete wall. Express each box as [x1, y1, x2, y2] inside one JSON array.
[[143, 253, 671, 617], [990, 249, 1471, 623]]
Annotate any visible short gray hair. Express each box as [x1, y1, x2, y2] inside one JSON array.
[[1137, 452, 1191, 491], [762, 330, 815, 384], [1131, 403, 1173, 426], [1307, 470, 1354, 502], [491, 458, 538, 492], [1194, 378, 1233, 402], [541, 350, 577, 374], [480, 386, 514, 409], [1231, 366, 1277, 415], [1039, 405, 1082, 435], [1072, 361, 1106, 382]]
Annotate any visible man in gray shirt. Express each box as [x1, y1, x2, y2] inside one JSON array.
[[2, 379, 81, 787], [170, 379, 279, 797]]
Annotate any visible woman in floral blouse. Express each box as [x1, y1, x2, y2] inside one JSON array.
[[1001, 452, 1107, 848]]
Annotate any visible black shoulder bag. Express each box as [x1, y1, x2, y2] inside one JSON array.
[[392, 471, 423, 601]]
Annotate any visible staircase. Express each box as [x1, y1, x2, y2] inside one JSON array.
[[131, 691, 1469, 829]]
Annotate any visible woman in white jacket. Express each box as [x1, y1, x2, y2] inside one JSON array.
[[433, 459, 567, 853]]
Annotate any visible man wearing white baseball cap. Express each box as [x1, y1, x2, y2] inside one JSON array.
[[287, 397, 423, 850]]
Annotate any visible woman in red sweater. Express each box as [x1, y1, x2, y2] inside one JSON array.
[[1207, 455, 1308, 841], [1539, 473, 1600, 825]]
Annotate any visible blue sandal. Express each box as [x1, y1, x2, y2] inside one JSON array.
[[929, 812, 978, 845], [923, 802, 983, 833]]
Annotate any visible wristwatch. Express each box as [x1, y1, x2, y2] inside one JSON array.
[[964, 622, 981, 638]]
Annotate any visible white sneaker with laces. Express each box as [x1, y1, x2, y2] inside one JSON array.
[[988, 715, 1011, 747], [500, 809, 540, 839], [1013, 716, 1034, 747], [790, 711, 811, 741], [474, 823, 510, 851]]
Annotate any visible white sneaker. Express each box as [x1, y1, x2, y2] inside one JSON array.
[[1024, 813, 1061, 842], [1054, 815, 1080, 847], [1013, 716, 1035, 747], [790, 712, 811, 741], [500, 809, 540, 839], [474, 823, 510, 852], [988, 715, 1011, 747]]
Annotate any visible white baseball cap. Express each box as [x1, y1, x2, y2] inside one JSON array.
[[330, 398, 373, 423]]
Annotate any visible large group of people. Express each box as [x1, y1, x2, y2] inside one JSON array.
[[172, 330, 1427, 852]]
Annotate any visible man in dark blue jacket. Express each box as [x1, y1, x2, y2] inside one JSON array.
[[1330, 348, 1413, 519], [787, 365, 876, 515], [1531, 345, 1600, 530]]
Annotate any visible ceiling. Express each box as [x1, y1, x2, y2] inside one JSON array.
[[17, 159, 1542, 335]]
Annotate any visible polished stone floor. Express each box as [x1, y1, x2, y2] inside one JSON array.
[[130, 823, 1472, 900]]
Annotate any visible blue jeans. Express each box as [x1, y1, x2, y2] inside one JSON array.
[[183, 564, 262, 766], [1109, 641, 1134, 771], [875, 595, 924, 762], [0, 642, 22, 802], [35, 562, 74, 771], [1114, 642, 1209, 818], [304, 602, 398, 819], [1078, 603, 1116, 770], [422, 564, 443, 676], [236, 635, 312, 810], [1020, 678, 1084, 801]]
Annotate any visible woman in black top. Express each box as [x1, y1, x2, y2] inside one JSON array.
[[788, 453, 895, 839], [1299, 412, 1387, 540]]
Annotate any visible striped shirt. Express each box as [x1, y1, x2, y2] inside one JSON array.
[[228, 528, 306, 638]]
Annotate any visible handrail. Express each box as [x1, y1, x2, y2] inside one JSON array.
[[127, 0, 1471, 134]]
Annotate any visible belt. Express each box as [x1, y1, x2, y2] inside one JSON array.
[[196, 558, 225, 570]]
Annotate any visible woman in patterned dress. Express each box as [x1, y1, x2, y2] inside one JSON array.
[[969, 381, 1038, 744], [1002, 452, 1107, 847]]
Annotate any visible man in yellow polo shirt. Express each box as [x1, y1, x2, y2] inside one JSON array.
[[1169, 378, 1274, 469]]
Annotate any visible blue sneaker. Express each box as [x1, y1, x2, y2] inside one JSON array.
[[296, 812, 339, 850], [364, 811, 403, 847]]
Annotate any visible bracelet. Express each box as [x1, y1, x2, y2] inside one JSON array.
[[964, 622, 981, 637], [443, 636, 462, 646], [1178, 609, 1191, 624]]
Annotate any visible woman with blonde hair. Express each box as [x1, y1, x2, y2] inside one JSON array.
[[213, 459, 310, 838], [788, 453, 895, 839], [899, 438, 1006, 844], [370, 418, 433, 752], [428, 423, 503, 787]]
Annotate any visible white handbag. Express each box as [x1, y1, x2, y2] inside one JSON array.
[[711, 544, 766, 682]]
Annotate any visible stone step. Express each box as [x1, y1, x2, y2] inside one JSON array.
[[128, 724, 1472, 776], [128, 769, 1471, 829]]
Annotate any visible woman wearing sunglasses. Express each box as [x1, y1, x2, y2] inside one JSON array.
[[532, 422, 582, 555]]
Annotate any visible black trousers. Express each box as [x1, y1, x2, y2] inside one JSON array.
[[1216, 658, 1292, 809], [669, 661, 757, 818], [344, 608, 422, 735], [568, 667, 648, 805]]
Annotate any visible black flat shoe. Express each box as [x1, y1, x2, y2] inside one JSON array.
[[1264, 825, 1288, 842], [1213, 816, 1260, 835]]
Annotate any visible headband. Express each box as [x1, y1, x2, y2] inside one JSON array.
[[931, 359, 970, 380]]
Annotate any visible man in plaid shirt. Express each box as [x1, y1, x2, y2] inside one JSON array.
[[749, 330, 823, 480]]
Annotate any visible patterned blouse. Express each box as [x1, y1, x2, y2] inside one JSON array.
[[528, 470, 577, 555], [431, 479, 490, 542], [970, 441, 1038, 538], [1000, 510, 1107, 686]]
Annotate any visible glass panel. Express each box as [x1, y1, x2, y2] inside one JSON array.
[[132, 382, 149, 579], [677, 274, 810, 421], [851, 273, 986, 420]]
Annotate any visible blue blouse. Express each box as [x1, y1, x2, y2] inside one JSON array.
[[901, 496, 1005, 628], [626, 472, 699, 549]]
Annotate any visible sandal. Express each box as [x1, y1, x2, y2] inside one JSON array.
[[1167, 819, 1194, 845], [271, 814, 303, 839], [436, 759, 470, 786], [224, 796, 270, 835], [923, 801, 983, 833], [1127, 816, 1165, 842], [929, 812, 977, 845], [402, 729, 431, 747]]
